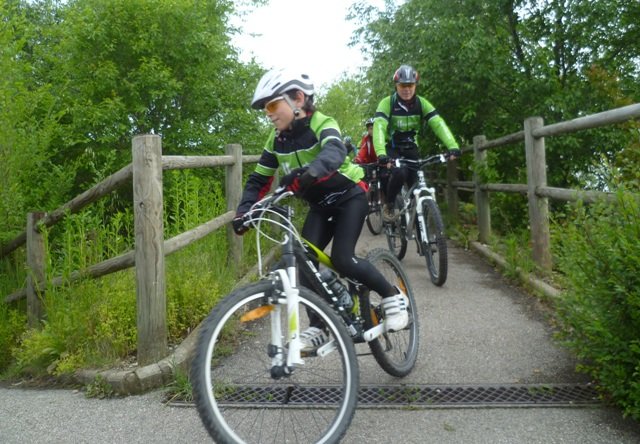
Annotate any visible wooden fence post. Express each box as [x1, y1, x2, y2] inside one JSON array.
[[226, 144, 243, 266], [445, 158, 459, 224], [133, 134, 167, 366], [26, 212, 46, 328], [473, 136, 491, 244], [524, 117, 552, 272]]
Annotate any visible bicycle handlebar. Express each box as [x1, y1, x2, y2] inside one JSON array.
[[242, 188, 295, 227], [393, 154, 447, 169]]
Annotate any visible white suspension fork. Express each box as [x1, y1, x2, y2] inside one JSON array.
[[272, 268, 304, 368], [415, 192, 435, 242]]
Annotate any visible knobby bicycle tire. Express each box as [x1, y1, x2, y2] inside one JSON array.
[[191, 281, 359, 444], [365, 181, 383, 235], [362, 248, 419, 377], [421, 199, 448, 286], [385, 194, 408, 260]]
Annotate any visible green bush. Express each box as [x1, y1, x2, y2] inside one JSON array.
[[0, 172, 244, 377], [0, 304, 26, 372], [9, 273, 137, 377], [555, 192, 640, 420]]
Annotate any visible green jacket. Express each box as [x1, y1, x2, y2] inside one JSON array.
[[373, 93, 458, 156], [237, 111, 364, 213]]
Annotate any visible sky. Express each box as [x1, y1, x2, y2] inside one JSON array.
[[230, 0, 388, 91]]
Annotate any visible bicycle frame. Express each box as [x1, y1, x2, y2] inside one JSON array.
[[396, 155, 445, 244], [245, 189, 386, 376]]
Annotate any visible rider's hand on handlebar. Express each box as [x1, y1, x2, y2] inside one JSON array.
[[378, 154, 391, 167], [446, 149, 461, 161], [232, 213, 250, 235]]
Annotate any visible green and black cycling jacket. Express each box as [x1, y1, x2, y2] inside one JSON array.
[[373, 92, 459, 157], [237, 111, 364, 213]]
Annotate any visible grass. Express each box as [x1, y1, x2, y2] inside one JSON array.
[[0, 174, 260, 382], [85, 375, 116, 399], [163, 365, 193, 404]]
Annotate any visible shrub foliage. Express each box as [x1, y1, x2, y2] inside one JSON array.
[[555, 193, 640, 420]]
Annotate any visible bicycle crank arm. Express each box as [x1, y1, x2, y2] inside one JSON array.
[[363, 323, 385, 342], [316, 340, 338, 357]]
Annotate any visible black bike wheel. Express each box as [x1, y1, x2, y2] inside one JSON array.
[[365, 182, 383, 235], [362, 248, 419, 377], [191, 281, 359, 444], [384, 194, 407, 260], [421, 199, 448, 286]]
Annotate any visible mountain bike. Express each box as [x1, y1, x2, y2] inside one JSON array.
[[190, 188, 418, 444], [360, 162, 383, 235], [383, 154, 448, 286]]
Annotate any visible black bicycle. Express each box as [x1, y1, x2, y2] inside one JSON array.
[[383, 155, 448, 286], [360, 162, 384, 235], [191, 188, 418, 443]]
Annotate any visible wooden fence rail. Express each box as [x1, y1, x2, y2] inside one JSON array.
[[2, 137, 259, 365], [443, 103, 640, 273]]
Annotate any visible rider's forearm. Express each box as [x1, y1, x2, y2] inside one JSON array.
[[372, 117, 389, 157], [428, 115, 459, 150]]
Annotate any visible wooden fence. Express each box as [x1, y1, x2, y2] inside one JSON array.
[[2, 103, 639, 366], [442, 103, 640, 274], [1, 136, 259, 365]]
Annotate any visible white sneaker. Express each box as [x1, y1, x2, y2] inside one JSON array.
[[381, 290, 409, 332], [300, 327, 329, 352]]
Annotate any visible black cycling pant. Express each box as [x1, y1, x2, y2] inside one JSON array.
[[386, 166, 418, 209], [300, 190, 396, 328], [383, 147, 419, 209]]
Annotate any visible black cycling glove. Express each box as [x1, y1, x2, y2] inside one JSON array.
[[279, 167, 315, 195], [378, 155, 390, 166], [232, 214, 249, 235], [447, 149, 462, 160]]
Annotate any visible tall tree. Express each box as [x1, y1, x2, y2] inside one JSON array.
[[1, 1, 72, 241], [350, 0, 639, 194], [20, 0, 265, 192], [316, 76, 371, 143], [1, 0, 268, 240]]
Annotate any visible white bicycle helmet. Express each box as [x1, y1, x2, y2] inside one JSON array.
[[251, 68, 315, 109]]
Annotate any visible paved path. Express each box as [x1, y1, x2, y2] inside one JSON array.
[[2, 230, 640, 443]]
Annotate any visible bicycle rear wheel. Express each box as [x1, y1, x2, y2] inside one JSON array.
[[191, 281, 359, 444], [421, 199, 448, 286], [365, 181, 383, 235], [362, 248, 419, 377], [384, 194, 407, 260]]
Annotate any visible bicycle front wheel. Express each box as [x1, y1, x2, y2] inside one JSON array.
[[384, 194, 408, 260], [365, 182, 383, 235], [421, 199, 448, 286], [362, 248, 419, 377], [191, 281, 359, 444]]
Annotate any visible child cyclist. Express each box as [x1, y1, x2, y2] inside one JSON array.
[[232, 68, 408, 351]]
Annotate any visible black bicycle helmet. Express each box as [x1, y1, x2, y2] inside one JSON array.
[[365, 117, 374, 127], [393, 64, 419, 84]]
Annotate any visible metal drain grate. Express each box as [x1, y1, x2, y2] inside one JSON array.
[[358, 384, 600, 408], [204, 383, 600, 409]]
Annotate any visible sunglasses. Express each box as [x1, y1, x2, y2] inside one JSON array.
[[398, 83, 416, 88], [264, 96, 285, 113]]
